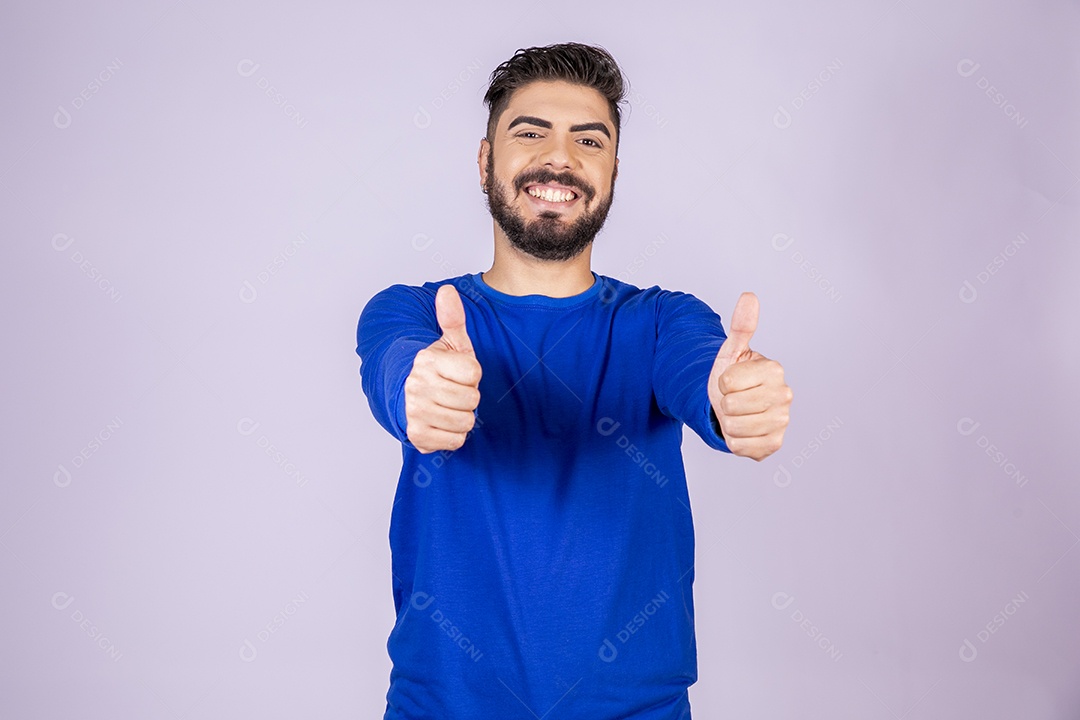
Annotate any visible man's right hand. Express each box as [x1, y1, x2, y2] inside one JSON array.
[[403, 284, 483, 454]]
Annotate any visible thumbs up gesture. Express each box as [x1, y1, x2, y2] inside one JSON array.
[[403, 284, 483, 454], [707, 292, 792, 461]]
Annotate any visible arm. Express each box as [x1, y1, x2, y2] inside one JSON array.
[[356, 283, 482, 454], [652, 289, 733, 453], [356, 284, 441, 450]]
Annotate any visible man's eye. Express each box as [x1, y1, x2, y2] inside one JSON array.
[[580, 138, 601, 148], [516, 132, 540, 138]]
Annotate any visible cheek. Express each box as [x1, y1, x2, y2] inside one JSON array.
[[501, 163, 527, 189]]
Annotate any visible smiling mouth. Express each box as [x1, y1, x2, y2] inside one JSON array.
[[523, 184, 581, 208]]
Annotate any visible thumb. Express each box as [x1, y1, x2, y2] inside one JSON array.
[[712, 291, 759, 377], [435, 284, 474, 353]]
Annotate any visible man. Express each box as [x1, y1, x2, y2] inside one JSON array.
[[357, 42, 792, 720]]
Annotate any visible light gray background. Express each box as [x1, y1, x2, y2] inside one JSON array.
[[2, 0, 1078, 717]]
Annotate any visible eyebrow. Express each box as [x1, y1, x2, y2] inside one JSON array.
[[506, 115, 611, 140]]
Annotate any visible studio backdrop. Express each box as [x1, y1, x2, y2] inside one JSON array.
[[2, 1, 1078, 718]]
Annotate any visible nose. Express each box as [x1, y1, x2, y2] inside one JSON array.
[[535, 132, 576, 171]]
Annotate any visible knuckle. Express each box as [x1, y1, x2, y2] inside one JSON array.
[[468, 362, 483, 386]]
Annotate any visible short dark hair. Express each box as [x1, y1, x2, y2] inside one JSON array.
[[483, 42, 628, 155]]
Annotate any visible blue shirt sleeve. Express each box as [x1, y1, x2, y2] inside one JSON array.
[[652, 289, 732, 453], [355, 284, 441, 451]]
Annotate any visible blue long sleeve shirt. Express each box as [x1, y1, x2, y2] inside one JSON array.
[[355, 270, 732, 720]]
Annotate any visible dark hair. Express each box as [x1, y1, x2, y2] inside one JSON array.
[[483, 42, 628, 155]]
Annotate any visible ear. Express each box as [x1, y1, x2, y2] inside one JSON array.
[[477, 138, 490, 190]]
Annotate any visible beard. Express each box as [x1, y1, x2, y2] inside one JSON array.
[[483, 150, 615, 262]]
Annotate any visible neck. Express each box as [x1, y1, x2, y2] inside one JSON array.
[[482, 226, 595, 297]]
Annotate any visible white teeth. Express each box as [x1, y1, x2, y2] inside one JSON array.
[[527, 186, 575, 203]]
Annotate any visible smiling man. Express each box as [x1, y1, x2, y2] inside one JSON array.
[[357, 42, 792, 720]]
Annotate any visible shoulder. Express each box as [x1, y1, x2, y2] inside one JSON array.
[[360, 274, 474, 327], [596, 274, 718, 316], [366, 273, 473, 306]]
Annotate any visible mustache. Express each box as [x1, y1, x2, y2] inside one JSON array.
[[514, 171, 594, 201]]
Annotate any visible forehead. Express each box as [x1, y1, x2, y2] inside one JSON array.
[[500, 80, 613, 128]]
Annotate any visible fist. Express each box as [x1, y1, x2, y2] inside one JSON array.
[[707, 292, 792, 462], [404, 284, 483, 454]]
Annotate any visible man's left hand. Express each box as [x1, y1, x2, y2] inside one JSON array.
[[707, 292, 792, 462]]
